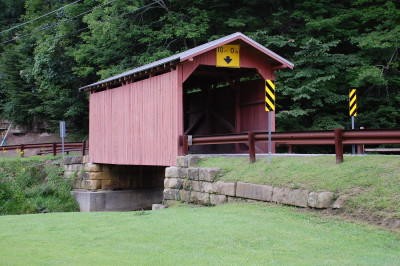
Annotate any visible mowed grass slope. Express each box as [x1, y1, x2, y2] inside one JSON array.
[[0, 203, 399, 266], [198, 155, 400, 220]]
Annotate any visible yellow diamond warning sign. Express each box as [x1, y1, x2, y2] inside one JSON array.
[[216, 45, 240, 68]]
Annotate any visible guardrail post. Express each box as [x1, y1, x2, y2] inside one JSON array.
[[334, 128, 344, 164], [184, 135, 188, 155], [357, 144, 364, 154], [357, 126, 365, 154], [181, 135, 189, 155], [52, 143, 57, 156], [82, 140, 86, 156], [248, 131, 256, 163], [20, 145, 24, 157], [288, 144, 293, 154]]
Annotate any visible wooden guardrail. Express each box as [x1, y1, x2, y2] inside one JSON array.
[[0, 141, 88, 157], [364, 148, 400, 153], [182, 128, 400, 164]]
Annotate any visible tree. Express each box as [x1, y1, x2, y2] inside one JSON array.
[[0, 0, 398, 134]]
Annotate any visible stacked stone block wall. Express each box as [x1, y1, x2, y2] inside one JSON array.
[[64, 156, 164, 191], [163, 156, 338, 209], [64, 156, 111, 190]]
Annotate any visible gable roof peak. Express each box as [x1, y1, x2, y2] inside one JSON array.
[[80, 32, 293, 91]]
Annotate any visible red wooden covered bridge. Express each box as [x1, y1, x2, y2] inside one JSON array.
[[80, 32, 293, 167]]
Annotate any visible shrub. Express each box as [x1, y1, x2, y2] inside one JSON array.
[[0, 157, 78, 215]]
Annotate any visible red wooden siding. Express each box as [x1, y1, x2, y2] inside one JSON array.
[[239, 79, 273, 133], [182, 41, 275, 82], [180, 44, 276, 153], [89, 70, 181, 166], [239, 79, 272, 152], [88, 38, 285, 165]]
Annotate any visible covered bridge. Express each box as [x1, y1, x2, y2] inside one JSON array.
[[80, 32, 293, 167]]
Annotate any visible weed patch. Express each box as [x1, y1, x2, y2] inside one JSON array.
[[0, 157, 78, 214]]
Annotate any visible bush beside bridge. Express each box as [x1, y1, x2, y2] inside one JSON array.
[[0, 156, 78, 215]]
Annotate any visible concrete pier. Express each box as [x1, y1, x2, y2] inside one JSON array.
[[72, 189, 163, 212]]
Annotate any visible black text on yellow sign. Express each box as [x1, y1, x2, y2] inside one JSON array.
[[216, 45, 240, 68], [349, 89, 357, 117], [265, 80, 275, 112]]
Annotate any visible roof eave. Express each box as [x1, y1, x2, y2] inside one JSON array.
[[238, 34, 294, 69], [79, 32, 294, 92], [180, 32, 294, 69], [79, 59, 180, 92]]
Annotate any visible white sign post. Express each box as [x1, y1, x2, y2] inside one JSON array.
[[59, 121, 66, 159], [351, 116, 355, 154], [268, 112, 272, 163]]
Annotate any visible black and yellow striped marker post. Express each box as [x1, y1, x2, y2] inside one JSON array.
[[349, 88, 357, 154], [349, 89, 357, 117], [265, 80, 275, 161], [265, 80, 276, 112]]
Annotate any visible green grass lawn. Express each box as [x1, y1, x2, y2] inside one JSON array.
[[198, 155, 400, 220], [0, 203, 399, 265]]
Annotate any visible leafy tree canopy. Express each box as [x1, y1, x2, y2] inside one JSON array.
[[0, 0, 398, 135]]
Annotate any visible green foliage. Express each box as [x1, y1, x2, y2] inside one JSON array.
[[0, 0, 88, 133], [276, 38, 355, 130], [0, 0, 25, 50], [0, 157, 78, 215], [0, 0, 399, 132]]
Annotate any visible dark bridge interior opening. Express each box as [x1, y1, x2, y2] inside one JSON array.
[[104, 165, 165, 190], [183, 65, 268, 154]]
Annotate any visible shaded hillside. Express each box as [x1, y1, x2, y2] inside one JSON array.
[[0, 0, 399, 133]]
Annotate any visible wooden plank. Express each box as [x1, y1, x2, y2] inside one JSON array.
[[89, 71, 180, 166]]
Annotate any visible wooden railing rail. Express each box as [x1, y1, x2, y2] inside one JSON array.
[[183, 128, 400, 164], [0, 141, 88, 157]]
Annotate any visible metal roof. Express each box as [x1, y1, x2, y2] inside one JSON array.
[[80, 32, 294, 91]]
